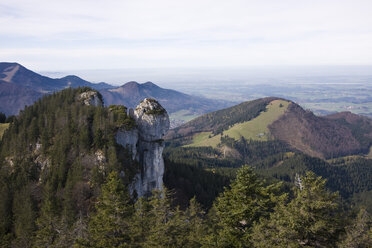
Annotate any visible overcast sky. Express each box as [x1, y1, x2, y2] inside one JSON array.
[[1, 0, 372, 71]]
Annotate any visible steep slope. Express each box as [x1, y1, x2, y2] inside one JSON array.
[[0, 62, 113, 92], [0, 87, 170, 242], [167, 97, 372, 159], [0, 80, 43, 116], [269, 103, 362, 159], [0, 62, 114, 115], [325, 111, 372, 149]]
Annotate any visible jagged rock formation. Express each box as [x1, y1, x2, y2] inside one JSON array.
[[116, 98, 170, 197], [78, 91, 103, 106]]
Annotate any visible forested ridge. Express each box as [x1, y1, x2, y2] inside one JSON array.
[[0, 87, 139, 247], [0, 88, 371, 247]]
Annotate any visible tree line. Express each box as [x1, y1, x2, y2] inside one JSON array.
[[3, 166, 370, 247]]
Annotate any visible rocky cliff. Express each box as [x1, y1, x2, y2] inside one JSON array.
[[115, 98, 170, 197], [78, 90, 103, 106]]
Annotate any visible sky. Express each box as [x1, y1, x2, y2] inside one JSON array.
[[1, 0, 372, 71]]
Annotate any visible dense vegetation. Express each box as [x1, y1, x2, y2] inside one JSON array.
[[0, 88, 371, 247], [3, 165, 371, 247], [164, 136, 372, 211], [328, 113, 372, 153], [255, 154, 372, 199], [0, 112, 6, 123], [0, 87, 139, 247], [164, 159, 234, 208]]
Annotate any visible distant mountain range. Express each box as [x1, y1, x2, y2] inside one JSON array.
[[0, 62, 232, 124], [100, 81, 230, 117], [0, 62, 113, 116]]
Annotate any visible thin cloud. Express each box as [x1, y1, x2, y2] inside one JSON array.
[[0, 0, 371, 70]]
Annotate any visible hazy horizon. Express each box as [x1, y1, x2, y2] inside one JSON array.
[[37, 65, 372, 89], [2, 0, 372, 70]]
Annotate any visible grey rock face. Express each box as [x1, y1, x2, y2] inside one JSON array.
[[133, 98, 170, 141], [115, 128, 139, 161], [132, 140, 165, 197], [115, 98, 170, 198], [78, 91, 103, 106]]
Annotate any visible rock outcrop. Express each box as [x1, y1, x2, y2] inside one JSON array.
[[78, 91, 103, 106], [115, 98, 170, 197]]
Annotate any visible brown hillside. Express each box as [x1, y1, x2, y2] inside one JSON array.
[[269, 103, 361, 159]]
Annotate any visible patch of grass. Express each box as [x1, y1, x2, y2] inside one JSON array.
[[187, 100, 290, 148], [0, 123, 10, 139], [185, 131, 221, 148], [170, 109, 199, 122], [364, 146, 372, 159]]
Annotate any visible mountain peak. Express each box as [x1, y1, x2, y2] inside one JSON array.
[[122, 81, 140, 87], [120, 81, 159, 89], [142, 81, 158, 88], [0, 62, 115, 115], [0, 62, 22, 70], [0, 64, 21, 83], [61, 75, 83, 80]]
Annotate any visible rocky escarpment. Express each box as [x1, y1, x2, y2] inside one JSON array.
[[115, 98, 170, 197], [78, 90, 103, 106]]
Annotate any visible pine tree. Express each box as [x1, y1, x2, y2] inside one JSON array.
[[33, 182, 59, 248], [12, 186, 36, 248], [184, 197, 206, 248], [142, 188, 188, 248], [129, 197, 153, 247], [204, 165, 284, 247], [93, 129, 104, 149], [252, 171, 343, 248], [0, 112, 6, 123], [72, 213, 90, 248], [50, 218, 74, 248], [0, 181, 11, 236], [338, 208, 372, 248], [0, 179, 13, 247], [87, 171, 133, 248]]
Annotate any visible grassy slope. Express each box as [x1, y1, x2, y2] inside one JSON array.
[[169, 109, 199, 122], [187, 100, 290, 148], [0, 123, 9, 139]]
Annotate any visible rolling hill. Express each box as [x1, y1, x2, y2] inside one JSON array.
[[167, 97, 372, 159]]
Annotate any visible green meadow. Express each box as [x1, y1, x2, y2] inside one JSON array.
[[0, 123, 9, 139], [187, 100, 290, 148]]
